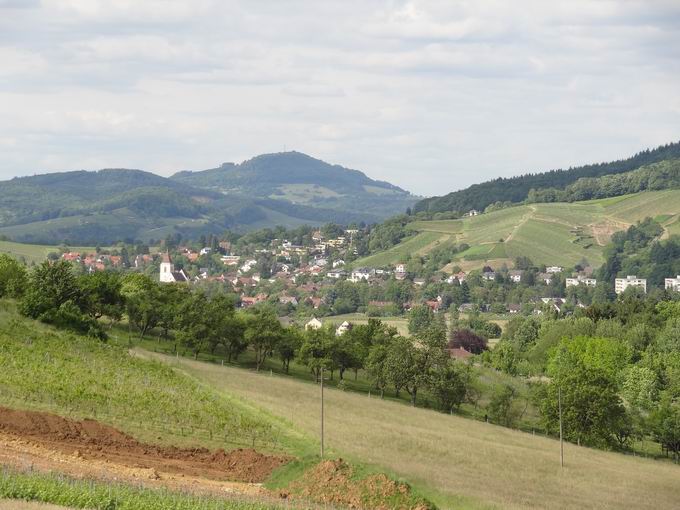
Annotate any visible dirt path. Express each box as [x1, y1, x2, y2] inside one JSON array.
[[0, 407, 288, 501], [504, 205, 536, 243]]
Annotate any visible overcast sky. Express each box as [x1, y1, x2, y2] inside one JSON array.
[[1, 0, 679, 196]]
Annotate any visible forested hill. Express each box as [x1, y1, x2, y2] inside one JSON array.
[[414, 141, 680, 214], [0, 154, 416, 244], [171, 151, 417, 219]]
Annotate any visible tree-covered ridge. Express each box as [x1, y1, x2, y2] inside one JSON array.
[[527, 158, 680, 203], [414, 141, 680, 214]]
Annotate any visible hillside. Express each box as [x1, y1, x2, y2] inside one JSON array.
[[0, 153, 414, 244], [171, 151, 418, 219], [171, 354, 680, 510], [355, 189, 680, 271], [414, 141, 680, 214]]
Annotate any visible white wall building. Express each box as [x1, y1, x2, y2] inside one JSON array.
[[159, 252, 189, 283], [665, 276, 680, 292], [566, 276, 597, 287], [615, 275, 647, 294], [546, 266, 563, 274]]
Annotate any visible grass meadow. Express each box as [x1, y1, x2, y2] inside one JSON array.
[[169, 355, 680, 510]]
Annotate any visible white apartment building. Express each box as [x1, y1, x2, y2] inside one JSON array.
[[546, 266, 564, 274], [615, 275, 647, 294], [665, 276, 680, 292]]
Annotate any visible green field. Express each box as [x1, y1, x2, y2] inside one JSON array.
[[0, 240, 97, 265], [387, 190, 680, 271], [169, 355, 680, 510]]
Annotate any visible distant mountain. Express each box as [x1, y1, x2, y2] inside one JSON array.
[[414, 141, 680, 214], [171, 151, 417, 220], [0, 153, 416, 245]]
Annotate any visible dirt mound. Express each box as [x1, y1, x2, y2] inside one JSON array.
[[282, 459, 435, 510], [0, 406, 288, 483]]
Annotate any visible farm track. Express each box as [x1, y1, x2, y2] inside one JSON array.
[[0, 407, 287, 501]]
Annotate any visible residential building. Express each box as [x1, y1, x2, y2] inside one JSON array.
[[615, 275, 647, 294], [546, 266, 563, 274], [305, 318, 323, 330], [508, 270, 523, 283], [336, 321, 352, 336], [349, 268, 371, 282], [566, 276, 597, 287], [665, 276, 680, 292]]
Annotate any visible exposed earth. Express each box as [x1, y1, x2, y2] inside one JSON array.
[[0, 406, 288, 500]]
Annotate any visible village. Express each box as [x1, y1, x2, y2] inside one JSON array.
[[55, 225, 680, 334]]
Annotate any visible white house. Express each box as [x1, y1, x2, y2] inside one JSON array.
[[305, 318, 323, 330], [199, 247, 212, 255], [326, 270, 346, 279], [159, 252, 189, 283], [349, 268, 371, 282], [566, 276, 597, 287], [665, 276, 680, 292], [546, 266, 563, 274], [509, 270, 523, 283], [336, 321, 352, 336], [615, 275, 647, 294]]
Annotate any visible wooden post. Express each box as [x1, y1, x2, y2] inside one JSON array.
[[320, 366, 324, 459], [559, 385, 564, 469]]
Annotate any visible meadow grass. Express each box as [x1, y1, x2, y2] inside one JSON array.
[[0, 300, 306, 455], [0, 469, 288, 510], [170, 356, 680, 510]]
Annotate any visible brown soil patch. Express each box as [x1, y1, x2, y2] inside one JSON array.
[[589, 219, 630, 246], [0, 406, 288, 485], [281, 459, 434, 510]]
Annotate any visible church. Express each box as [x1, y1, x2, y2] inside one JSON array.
[[159, 252, 189, 283]]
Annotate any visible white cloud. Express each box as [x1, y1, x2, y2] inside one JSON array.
[[0, 0, 678, 195]]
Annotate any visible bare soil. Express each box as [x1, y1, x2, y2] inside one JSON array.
[[281, 459, 433, 510], [0, 406, 289, 498]]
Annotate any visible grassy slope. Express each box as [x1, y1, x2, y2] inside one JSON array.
[[172, 356, 680, 510], [0, 300, 305, 454], [385, 190, 680, 271], [353, 231, 452, 268]]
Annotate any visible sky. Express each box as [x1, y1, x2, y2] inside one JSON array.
[[0, 1, 679, 196]]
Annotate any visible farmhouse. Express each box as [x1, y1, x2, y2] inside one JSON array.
[[159, 252, 189, 283], [665, 276, 680, 292], [305, 318, 323, 330], [336, 321, 352, 336], [615, 275, 647, 294]]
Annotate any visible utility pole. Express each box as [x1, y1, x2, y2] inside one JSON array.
[[558, 385, 564, 469], [320, 366, 325, 458]]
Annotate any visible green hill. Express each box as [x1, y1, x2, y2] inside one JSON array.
[[414, 140, 680, 214], [171, 151, 417, 220], [0, 153, 415, 244], [355, 189, 680, 270]]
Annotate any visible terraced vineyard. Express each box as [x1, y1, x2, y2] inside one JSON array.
[[356, 190, 680, 271]]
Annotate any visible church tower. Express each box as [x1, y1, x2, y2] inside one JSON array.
[[159, 251, 175, 283]]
